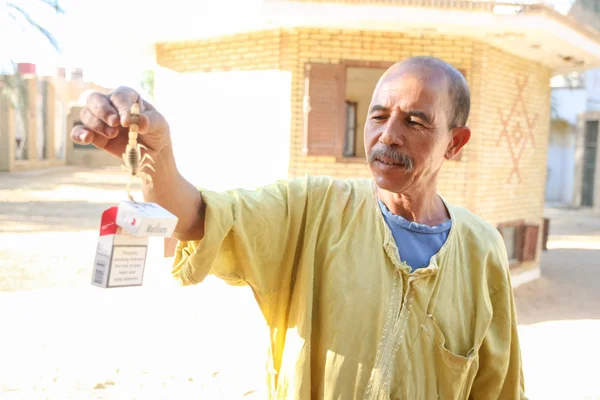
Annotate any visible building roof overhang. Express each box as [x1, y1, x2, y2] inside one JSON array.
[[256, 0, 600, 74]]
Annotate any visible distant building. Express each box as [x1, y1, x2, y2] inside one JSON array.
[[0, 63, 117, 172], [546, 0, 600, 214]]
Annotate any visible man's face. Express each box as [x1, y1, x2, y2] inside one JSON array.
[[364, 67, 454, 194]]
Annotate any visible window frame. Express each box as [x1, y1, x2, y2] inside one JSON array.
[[343, 100, 358, 158]]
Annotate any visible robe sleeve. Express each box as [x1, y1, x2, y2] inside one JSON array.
[[171, 176, 310, 295], [469, 235, 527, 400]]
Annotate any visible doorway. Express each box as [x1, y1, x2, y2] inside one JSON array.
[[581, 120, 598, 207]]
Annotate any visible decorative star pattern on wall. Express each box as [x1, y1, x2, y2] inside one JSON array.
[[495, 76, 538, 184]]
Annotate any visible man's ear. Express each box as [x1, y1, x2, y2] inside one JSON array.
[[445, 126, 471, 160]]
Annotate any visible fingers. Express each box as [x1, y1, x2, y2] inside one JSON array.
[[79, 108, 119, 138], [71, 124, 128, 157], [102, 132, 129, 156], [138, 110, 168, 134], [71, 124, 109, 149], [71, 124, 93, 145], [86, 92, 120, 128], [74, 87, 168, 157], [109, 86, 144, 127], [83, 87, 142, 133], [82, 87, 165, 134], [109, 99, 167, 136]]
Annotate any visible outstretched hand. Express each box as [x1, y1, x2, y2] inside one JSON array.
[[70, 86, 171, 159]]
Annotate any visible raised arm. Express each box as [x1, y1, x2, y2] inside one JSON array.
[[70, 87, 205, 240], [71, 86, 314, 297]]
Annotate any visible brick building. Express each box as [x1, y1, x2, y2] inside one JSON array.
[[154, 0, 600, 281]]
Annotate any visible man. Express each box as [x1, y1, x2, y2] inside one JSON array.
[[72, 56, 526, 399]]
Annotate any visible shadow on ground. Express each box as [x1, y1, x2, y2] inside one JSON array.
[[0, 200, 116, 232], [515, 248, 600, 325]]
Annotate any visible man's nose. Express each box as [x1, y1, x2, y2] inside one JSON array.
[[379, 116, 405, 147]]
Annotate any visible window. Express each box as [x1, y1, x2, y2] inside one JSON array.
[[344, 101, 357, 157], [344, 67, 388, 158], [302, 61, 466, 160]]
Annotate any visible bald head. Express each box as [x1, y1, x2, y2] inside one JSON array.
[[381, 56, 470, 129]]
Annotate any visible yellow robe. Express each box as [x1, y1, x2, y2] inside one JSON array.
[[172, 175, 526, 399]]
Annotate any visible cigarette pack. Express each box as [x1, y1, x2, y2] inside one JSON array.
[[116, 201, 178, 237], [91, 202, 179, 288]]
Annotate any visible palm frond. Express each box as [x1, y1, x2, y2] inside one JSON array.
[[35, 0, 65, 14], [7, 2, 61, 53], [7, 9, 19, 23]]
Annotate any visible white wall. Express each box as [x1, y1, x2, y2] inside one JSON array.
[[551, 88, 587, 125], [153, 67, 292, 192], [546, 145, 563, 203], [546, 130, 576, 204], [547, 87, 585, 205], [550, 68, 600, 116], [584, 68, 600, 111]]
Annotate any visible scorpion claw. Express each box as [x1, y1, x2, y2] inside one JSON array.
[[140, 152, 155, 165], [140, 163, 156, 173]]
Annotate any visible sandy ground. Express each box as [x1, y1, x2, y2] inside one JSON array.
[[514, 206, 600, 400], [1, 166, 599, 399]]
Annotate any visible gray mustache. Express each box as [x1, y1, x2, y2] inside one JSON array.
[[368, 147, 414, 171]]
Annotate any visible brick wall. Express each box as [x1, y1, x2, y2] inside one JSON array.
[[469, 44, 552, 271], [472, 45, 552, 226], [155, 30, 282, 73], [155, 27, 552, 270]]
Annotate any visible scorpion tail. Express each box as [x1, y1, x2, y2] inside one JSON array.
[[126, 178, 135, 202]]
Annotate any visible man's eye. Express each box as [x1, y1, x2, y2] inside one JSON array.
[[408, 119, 423, 126], [372, 115, 387, 121]]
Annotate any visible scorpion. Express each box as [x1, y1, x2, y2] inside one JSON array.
[[122, 98, 155, 202]]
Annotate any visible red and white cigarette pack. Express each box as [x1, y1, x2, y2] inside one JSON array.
[[91, 202, 178, 288], [115, 201, 178, 237]]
